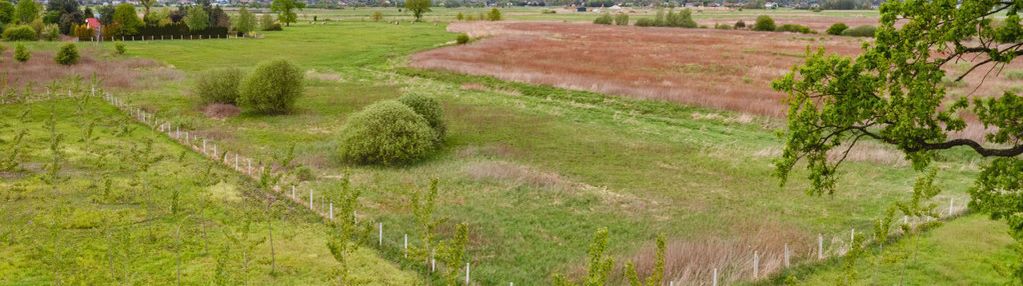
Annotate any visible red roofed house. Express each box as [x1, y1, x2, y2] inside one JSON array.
[[85, 18, 101, 30]]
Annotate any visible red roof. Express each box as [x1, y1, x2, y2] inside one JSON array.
[[86, 18, 101, 29]]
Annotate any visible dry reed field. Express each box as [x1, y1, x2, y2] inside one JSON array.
[[0, 47, 177, 91], [412, 21, 865, 118]]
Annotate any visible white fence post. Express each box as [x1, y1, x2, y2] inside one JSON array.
[[378, 222, 383, 246], [404, 234, 408, 258], [949, 198, 954, 216], [712, 268, 718, 286], [818, 233, 824, 260], [465, 263, 470, 285], [309, 189, 314, 209], [784, 243, 790, 267], [753, 251, 759, 279]]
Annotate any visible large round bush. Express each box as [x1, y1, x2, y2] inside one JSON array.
[[55, 43, 79, 65], [336, 100, 437, 165], [238, 59, 303, 114], [194, 68, 242, 105], [2, 25, 37, 41], [752, 15, 775, 31], [398, 94, 446, 140], [826, 22, 848, 35]]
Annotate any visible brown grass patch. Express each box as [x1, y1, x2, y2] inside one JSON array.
[[1, 46, 163, 92], [202, 103, 241, 119], [463, 160, 566, 189]]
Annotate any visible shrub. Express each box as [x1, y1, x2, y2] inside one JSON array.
[[372, 11, 383, 21], [614, 13, 629, 25], [752, 15, 775, 31], [195, 68, 243, 105], [734, 20, 746, 29], [826, 22, 848, 35], [487, 8, 501, 21], [776, 24, 815, 34], [40, 24, 59, 41], [336, 100, 437, 165], [238, 59, 304, 114], [1006, 69, 1023, 80], [455, 33, 469, 44], [456, 12, 464, 20], [13, 43, 28, 62], [2, 25, 36, 41], [54, 43, 79, 65], [593, 13, 613, 25], [715, 23, 732, 30], [73, 24, 94, 39], [841, 25, 876, 37], [114, 43, 126, 55], [397, 94, 446, 140], [260, 14, 281, 31], [634, 18, 655, 27]]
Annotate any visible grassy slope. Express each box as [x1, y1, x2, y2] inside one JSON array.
[[770, 215, 1016, 285], [53, 20, 1000, 284], [0, 98, 419, 284]]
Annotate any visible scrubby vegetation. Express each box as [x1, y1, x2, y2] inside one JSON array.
[[114, 43, 126, 55], [614, 13, 629, 25], [2, 25, 36, 41], [841, 24, 876, 37], [594, 13, 613, 25], [195, 68, 243, 105], [54, 43, 78, 65], [827, 22, 849, 35], [634, 8, 697, 28], [238, 59, 303, 114], [776, 23, 815, 34], [13, 43, 27, 62], [398, 94, 446, 140], [456, 33, 469, 44], [336, 100, 438, 165], [753, 15, 776, 31]]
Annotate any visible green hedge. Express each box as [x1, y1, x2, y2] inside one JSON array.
[[2, 25, 37, 41]]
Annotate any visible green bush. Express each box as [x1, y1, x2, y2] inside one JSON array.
[[614, 13, 629, 25], [397, 94, 446, 140], [826, 22, 848, 35], [2, 25, 36, 41], [1006, 69, 1023, 80], [13, 43, 28, 62], [633, 9, 696, 28], [487, 8, 501, 21], [593, 13, 613, 25], [54, 43, 79, 65], [775, 24, 815, 34], [752, 15, 775, 31], [336, 100, 437, 165], [841, 25, 876, 37], [195, 68, 243, 105], [715, 23, 732, 30], [456, 33, 469, 44], [634, 18, 655, 27], [41, 24, 59, 41], [238, 59, 304, 114], [734, 20, 746, 29], [114, 43, 126, 55]]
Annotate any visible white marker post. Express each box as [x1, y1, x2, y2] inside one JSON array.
[[404, 234, 408, 258], [465, 263, 470, 285], [851, 228, 855, 242], [291, 186, 296, 200], [818, 234, 824, 260], [712, 268, 718, 286], [753, 251, 759, 278], [378, 223, 383, 246], [784, 243, 790, 267], [309, 190, 314, 209], [202, 139, 207, 154], [949, 198, 954, 216], [329, 203, 334, 220]]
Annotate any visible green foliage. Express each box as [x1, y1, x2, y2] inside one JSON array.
[[39, 23, 57, 40], [552, 227, 614, 286], [775, 23, 815, 34], [1, 24, 34, 40], [487, 8, 501, 21], [270, 0, 304, 27], [455, 12, 463, 21], [336, 100, 437, 165], [13, 0, 37, 24], [371, 11, 383, 22], [593, 13, 612, 25], [234, 7, 257, 35], [397, 93, 446, 141], [409, 179, 441, 267], [184, 5, 209, 31], [614, 13, 628, 25], [625, 235, 665, 286], [112, 3, 141, 35], [0, 0, 14, 25], [13, 43, 27, 62], [114, 42, 126, 55], [734, 19, 746, 29], [455, 33, 469, 44], [439, 223, 468, 286], [714, 23, 732, 30], [194, 68, 243, 105], [752, 15, 775, 31], [826, 22, 848, 35], [238, 59, 303, 114], [326, 174, 365, 285], [259, 13, 280, 31], [840, 25, 875, 37], [404, 0, 431, 21], [632, 8, 695, 28], [773, 0, 1023, 280], [54, 43, 78, 65]]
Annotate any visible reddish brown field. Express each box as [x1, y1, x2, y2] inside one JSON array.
[[0, 47, 177, 92], [411, 21, 866, 117]]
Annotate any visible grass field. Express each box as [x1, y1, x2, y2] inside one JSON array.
[[0, 97, 418, 284], [1, 7, 1014, 285]]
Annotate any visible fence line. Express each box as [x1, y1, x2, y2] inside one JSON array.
[[0, 87, 973, 286]]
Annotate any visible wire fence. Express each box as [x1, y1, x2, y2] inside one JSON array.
[[1, 86, 972, 285]]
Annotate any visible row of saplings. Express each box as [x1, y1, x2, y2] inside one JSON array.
[[195, 60, 445, 166]]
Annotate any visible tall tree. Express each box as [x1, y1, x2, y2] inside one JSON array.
[[183, 5, 208, 31], [139, 0, 155, 19], [112, 3, 142, 35], [0, 0, 15, 25], [404, 0, 431, 21], [46, 0, 82, 34], [13, 0, 38, 24], [269, 0, 304, 27], [773, 0, 1023, 281], [233, 6, 255, 35]]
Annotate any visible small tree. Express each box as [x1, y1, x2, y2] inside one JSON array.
[[112, 3, 142, 35], [625, 235, 665, 286], [13, 0, 37, 24], [752, 15, 775, 31], [238, 59, 303, 114], [54, 43, 78, 65], [552, 227, 614, 286], [184, 5, 210, 31], [234, 7, 257, 35], [0, 0, 14, 25], [371, 11, 383, 21], [487, 8, 501, 21], [13, 43, 28, 62], [259, 13, 280, 31], [455, 12, 463, 21], [114, 43, 126, 55], [270, 0, 305, 27], [439, 223, 468, 286], [326, 174, 365, 284], [404, 0, 430, 22]]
